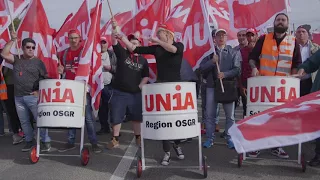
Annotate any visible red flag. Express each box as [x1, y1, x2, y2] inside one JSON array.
[[166, 0, 214, 69], [75, 0, 102, 115], [15, 0, 58, 78], [0, 0, 29, 35], [227, 0, 289, 32], [312, 31, 320, 45], [121, 0, 171, 82], [53, 0, 90, 52], [0, 28, 9, 48], [100, 10, 132, 48], [230, 90, 320, 153], [135, 0, 153, 11], [206, 0, 238, 46]]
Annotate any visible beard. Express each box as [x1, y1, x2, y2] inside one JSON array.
[[274, 24, 288, 33]]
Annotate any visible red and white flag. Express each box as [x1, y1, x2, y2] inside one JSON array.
[[0, 0, 29, 34], [14, 0, 58, 78], [75, 0, 103, 115], [166, 0, 214, 69], [135, 0, 153, 11], [53, 0, 90, 52], [121, 0, 171, 82], [206, 0, 238, 46], [226, 0, 289, 33], [100, 10, 132, 48], [229, 90, 320, 153]]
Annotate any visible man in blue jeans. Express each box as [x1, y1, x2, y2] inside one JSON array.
[[57, 29, 101, 153], [200, 29, 241, 149], [1, 32, 51, 152]]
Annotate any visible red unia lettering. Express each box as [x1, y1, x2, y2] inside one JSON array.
[[145, 85, 195, 112], [250, 79, 297, 103], [39, 81, 75, 103]]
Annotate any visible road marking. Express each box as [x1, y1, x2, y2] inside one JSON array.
[[110, 137, 138, 180]]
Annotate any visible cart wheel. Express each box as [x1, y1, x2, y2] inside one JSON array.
[[237, 154, 243, 168], [136, 157, 142, 178], [301, 153, 306, 173], [202, 156, 208, 178], [29, 146, 39, 164], [80, 147, 90, 166]]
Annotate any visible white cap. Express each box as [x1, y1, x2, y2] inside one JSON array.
[[215, 29, 227, 36]]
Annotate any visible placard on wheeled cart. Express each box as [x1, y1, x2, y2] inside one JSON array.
[[29, 79, 89, 166], [136, 82, 208, 178], [237, 76, 306, 172]]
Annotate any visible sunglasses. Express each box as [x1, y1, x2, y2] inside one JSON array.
[[100, 40, 107, 44], [25, 46, 35, 50]]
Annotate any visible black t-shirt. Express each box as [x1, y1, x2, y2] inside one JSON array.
[[133, 42, 184, 82], [112, 43, 149, 93]]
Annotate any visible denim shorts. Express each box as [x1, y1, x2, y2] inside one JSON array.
[[110, 89, 142, 125]]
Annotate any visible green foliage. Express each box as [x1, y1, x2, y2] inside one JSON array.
[[8, 18, 21, 32]]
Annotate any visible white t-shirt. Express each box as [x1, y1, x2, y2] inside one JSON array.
[[102, 51, 113, 85]]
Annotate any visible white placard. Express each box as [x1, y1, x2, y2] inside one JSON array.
[[246, 76, 300, 116], [37, 79, 86, 128], [142, 82, 199, 140]]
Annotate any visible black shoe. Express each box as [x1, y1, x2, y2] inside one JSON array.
[[220, 131, 226, 139], [309, 156, 320, 167], [40, 142, 51, 152], [96, 129, 110, 135], [58, 143, 76, 152], [22, 141, 36, 152], [92, 144, 102, 153]]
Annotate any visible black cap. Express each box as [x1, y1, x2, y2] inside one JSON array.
[[297, 24, 311, 35]]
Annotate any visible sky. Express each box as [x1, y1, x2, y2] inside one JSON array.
[[41, 0, 320, 31]]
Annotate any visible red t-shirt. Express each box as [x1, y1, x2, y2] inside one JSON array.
[[59, 47, 83, 80]]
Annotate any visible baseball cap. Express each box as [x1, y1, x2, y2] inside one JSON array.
[[215, 29, 227, 36], [157, 23, 175, 37], [68, 29, 81, 37], [100, 36, 107, 42], [246, 28, 258, 35], [127, 33, 142, 43]]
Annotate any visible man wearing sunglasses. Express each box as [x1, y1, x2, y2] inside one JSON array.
[[1, 32, 51, 152], [57, 29, 102, 154]]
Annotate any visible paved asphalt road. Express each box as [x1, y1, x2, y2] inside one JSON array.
[[0, 100, 319, 180]]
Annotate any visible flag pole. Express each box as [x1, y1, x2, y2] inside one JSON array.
[[5, 0, 20, 58]]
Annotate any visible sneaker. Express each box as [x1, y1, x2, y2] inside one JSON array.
[[271, 147, 289, 159], [173, 145, 185, 160], [215, 124, 220, 132], [309, 155, 320, 167], [22, 141, 36, 152], [12, 134, 24, 145], [40, 142, 51, 152], [92, 144, 102, 153], [135, 136, 141, 147], [96, 129, 110, 135], [18, 131, 24, 138], [58, 143, 76, 152], [0, 133, 5, 137], [248, 151, 261, 158], [227, 139, 235, 149], [107, 137, 119, 149], [203, 139, 214, 148], [161, 152, 171, 166]]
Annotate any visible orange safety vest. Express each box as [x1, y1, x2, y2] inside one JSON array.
[[259, 33, 295, 76], [0, 65, 8, 100]]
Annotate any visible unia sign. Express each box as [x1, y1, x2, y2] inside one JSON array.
[[246, 76, 300, 116], [142, 82, 199, 140]]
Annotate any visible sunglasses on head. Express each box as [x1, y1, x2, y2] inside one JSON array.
[[25, 46, 35, 50], [100, 40, 107, 44]]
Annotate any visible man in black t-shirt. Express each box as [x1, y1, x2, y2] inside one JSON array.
[[106, 31, 149, 150], [113, 21, 185, 166]]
